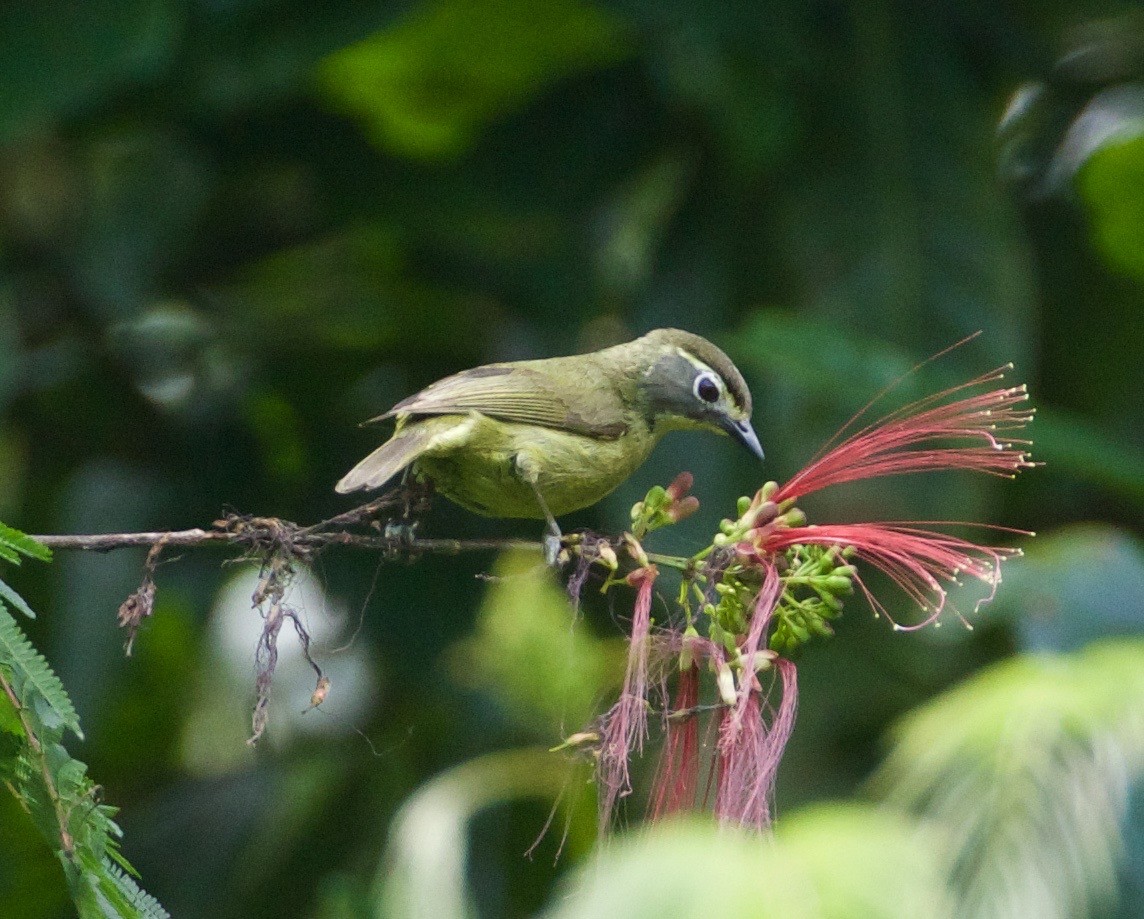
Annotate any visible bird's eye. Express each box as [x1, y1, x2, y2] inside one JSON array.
[[694, 373, 721, 404]]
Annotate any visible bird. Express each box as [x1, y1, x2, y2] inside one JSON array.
[[336, 328, 763, 560]]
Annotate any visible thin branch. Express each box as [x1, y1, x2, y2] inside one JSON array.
[[29, 485, 544, 557], [30, 530, 544, 555], [21, 491, 553, 744]]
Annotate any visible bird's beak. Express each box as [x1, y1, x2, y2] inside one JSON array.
[[725, 418, 765, 461]]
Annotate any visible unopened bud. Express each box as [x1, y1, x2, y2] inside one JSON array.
[[668, 495, 700, 523], [596, 543, 619, 570], [715, 661, 737, 706], [822, 575, 854, 593], [751, 649, 778, 672], [745, 501, 779, 529], [666, 472, 694, 501], [778, 508, 807, 528]]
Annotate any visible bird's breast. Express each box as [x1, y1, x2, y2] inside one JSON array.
[[412, 414, 658, 518]]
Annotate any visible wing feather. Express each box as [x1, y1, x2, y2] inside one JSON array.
[[335, 425, 435, 494], [372, 365, 627, 438]]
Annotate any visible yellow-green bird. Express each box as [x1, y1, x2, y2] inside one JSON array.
[[336, 328, 762, 557]]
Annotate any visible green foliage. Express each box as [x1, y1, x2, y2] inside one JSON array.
[[0, 521, 53, 565], [448, 549, 624, 734], [983, 525, 1144, 651], [317, 0, 628, 158], [0, 0, 1141, 914], [616, 480, 856, 660], [0, 523, 167, 919], [875, 639, 1144, 919], [1080, 135, 1144, 281], [766, 544, 854, 656], [0, 607, 82, 739], [378, 748, 593, 919], [544, 807, 953, 919]]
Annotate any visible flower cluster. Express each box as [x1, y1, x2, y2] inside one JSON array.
[[569, 363, 1035, 832]]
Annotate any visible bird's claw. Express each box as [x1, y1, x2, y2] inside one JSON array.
[[543, 533, 563, 567], [384, 519, 419, 560]]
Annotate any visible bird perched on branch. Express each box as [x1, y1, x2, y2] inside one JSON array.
[[336, 328, 763, 560]]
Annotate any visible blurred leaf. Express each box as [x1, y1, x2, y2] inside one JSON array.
[[179, 1, 407, 114], [216, 224, 489, 353], [876, 639, 1144, 919], [985, 526, 1144, 652], [0, 0, 177, 144], [376, 747, 585, 919], [771, 6, 1036, 370], [72, 130, 212, 318], [317, 0, 629, 158], [448, 549, 623, 735], [544, 806, 952, 919], [1079, 131, 1144, 281], [998, 13, 1144, 197], [242, 390, 308, 488], [733, 311, 920, 403], [735, 312, 1144, 508], [1032, 408, 1144, 508], [0, 792, 71, 918], [594, 155, 692, 298]]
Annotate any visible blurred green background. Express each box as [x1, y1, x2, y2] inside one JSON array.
[[1, 1, 1143, 917]]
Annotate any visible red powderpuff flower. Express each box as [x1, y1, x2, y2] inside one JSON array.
[[774, 362, 1035, 504], [759, 522, 1024, 630], [596, 565, 657, 829], [751, 359, 1036, 629], [713, 658, 797, 829], [640, 355, 1034, 831], [649, 662, 700, 820]]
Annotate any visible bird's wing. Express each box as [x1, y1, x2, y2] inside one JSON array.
[[371, 364, 628, 439]]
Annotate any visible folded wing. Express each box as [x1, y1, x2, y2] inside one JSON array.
[[371, 365, 628, 439]]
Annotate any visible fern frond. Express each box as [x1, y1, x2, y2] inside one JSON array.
[[874, 639, 1144, 919], [0, 577, 36, 619], [0, 606, 82, 739], [102, 861, 171, 919]]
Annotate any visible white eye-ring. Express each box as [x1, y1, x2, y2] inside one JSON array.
[[694, 372, 721, 404]]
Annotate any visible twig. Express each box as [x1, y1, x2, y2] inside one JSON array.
[[30, 531, 539, 553], [30, 530, 543, 555], [25, 491, 549, 744]]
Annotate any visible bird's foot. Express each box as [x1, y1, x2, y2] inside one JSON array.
[[383, 519, 419, 560], [543, 533, 563, 567]]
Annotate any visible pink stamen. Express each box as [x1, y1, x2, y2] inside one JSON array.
[[762, 523, 1026, 629], [649, 665, 700, 819], [597, 567, 657, 828], [774, 368, 1034, 503]]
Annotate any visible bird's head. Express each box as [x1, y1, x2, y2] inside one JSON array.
[[633, 328, 764, 461]]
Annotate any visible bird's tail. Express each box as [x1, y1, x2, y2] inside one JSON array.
[[335, 424, 435, 494]]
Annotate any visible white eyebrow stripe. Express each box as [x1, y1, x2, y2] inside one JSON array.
[[676, 349, 726, 392]]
